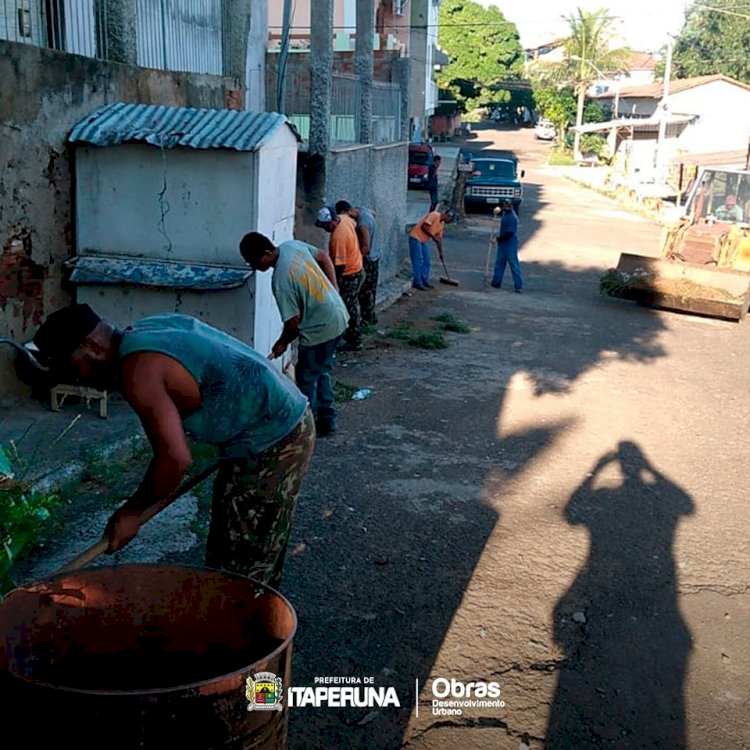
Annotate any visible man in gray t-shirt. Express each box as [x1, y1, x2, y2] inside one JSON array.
[[240, 231, 349, 436], [336, 200, 380, 325]]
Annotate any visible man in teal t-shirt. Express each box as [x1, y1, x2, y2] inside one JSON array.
[[31, 304, 315, 587], [240, 232, 349, 436]]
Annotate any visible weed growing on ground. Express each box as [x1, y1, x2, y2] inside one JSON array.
[[386, 321, 448, 350], [548, 147, 577, 166], [432, 313, 471, 334], [333, 380, 359, 403]]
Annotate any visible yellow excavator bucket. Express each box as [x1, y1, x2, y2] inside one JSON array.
[[602, 253, 750, 321], [601, 167, 750, 321]]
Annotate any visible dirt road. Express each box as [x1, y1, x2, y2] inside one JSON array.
[[283, 125, 750, 749], [12, 124, 750, 749]]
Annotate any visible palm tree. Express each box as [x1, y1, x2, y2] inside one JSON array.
[[530, 8, 630, 159]]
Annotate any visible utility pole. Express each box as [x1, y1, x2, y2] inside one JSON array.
[[654, 40, 673, 179]]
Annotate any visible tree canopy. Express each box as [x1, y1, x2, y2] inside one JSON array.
[[663, 0, 750, 83], [529, 8, 630, 94], [437, 0, 525, 108], [528, 8, 630, 155]]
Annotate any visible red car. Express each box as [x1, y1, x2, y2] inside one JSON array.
[[408, 143, 435, 189]]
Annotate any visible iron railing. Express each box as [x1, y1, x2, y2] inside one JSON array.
[[372, 80, 401, 144], [1, 0, 106, 57], [268, 64, 402, 146], [0, 0, 227, 75]]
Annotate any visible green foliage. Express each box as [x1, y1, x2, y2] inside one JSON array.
[[662, 0, 750, 83], [437, 0, 525, 109], [583, 100, 606, 124], [386, 322, 449, 350], [600, 268, 634, 298], [581, 133, 607, 157], [333, 380, 359, 403], [1, 480, 62, 595], [462, 108, 485, 123], [432, 313, 471, 334], [547, 147, 577, 166], [533, 86, 577, 137]]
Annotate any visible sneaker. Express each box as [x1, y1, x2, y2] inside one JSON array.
[[424, 282, 434, 289], [412, 283, 427, 291], [490, 282, 502, 289], [514, 288, 523, 294]]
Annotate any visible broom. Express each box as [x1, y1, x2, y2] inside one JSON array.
[[439, 256, 459, 286]]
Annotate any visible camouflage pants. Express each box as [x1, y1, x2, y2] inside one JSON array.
[[205, 406, 316, 588], [359, 257, 379, 325], [338, 270, 364, 347]]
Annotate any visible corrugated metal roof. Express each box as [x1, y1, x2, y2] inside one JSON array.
[[572, 114, 694, 134], [66, 255, 252, 291], [68, 103, 299, 151]]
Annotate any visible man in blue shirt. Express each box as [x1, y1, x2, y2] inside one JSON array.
[[491, 199, 523, 293], [31, 304, 315, 587]]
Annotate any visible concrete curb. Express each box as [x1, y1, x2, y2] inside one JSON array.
[[559, 172, 670, 226], [32, 432, 144, 494]]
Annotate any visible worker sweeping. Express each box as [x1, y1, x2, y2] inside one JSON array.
[[490, 199, 523, 293], [31, 305, 316, 588], [408, 208, 455, 289]]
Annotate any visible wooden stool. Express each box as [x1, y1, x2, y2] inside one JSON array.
[[50, 384, 108, 419]]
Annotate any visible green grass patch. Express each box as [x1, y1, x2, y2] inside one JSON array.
[[333, 380, 359, 403], [548, 147, 577, 166], [432, 313, 471, 334], [386, 321, 448, 350]]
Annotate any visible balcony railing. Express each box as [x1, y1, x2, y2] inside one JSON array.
[[268, 67, 402, 146]]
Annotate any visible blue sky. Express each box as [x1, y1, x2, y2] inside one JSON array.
[[474, 1, 691, 53]]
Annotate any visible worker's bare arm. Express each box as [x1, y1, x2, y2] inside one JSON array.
[[104, 353, 196, 552]]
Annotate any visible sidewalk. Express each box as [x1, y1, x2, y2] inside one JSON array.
[[0, 147, 463, 492], [0, 392, 143, 490], [553, 164, 681, 225]]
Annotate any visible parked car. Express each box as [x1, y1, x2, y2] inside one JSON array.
[[408, 143, 435, 189], [535, 119, 556, 141], [463, 155, 525, 215]]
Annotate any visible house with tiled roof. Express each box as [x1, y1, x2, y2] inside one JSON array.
[[578, 74, 750, 187]]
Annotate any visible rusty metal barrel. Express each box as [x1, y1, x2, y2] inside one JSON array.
[[0, 564, 296, 749]]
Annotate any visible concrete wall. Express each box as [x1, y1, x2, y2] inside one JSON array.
[[297, 142, 409, 283], [0, 40, 240, 395], [75, 146, 259, 264], [671, 82, 750, 154]]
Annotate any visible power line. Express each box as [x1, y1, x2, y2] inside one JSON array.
[[691, 3, 750, 19]]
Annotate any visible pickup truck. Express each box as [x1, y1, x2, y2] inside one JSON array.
[[463, 153, 525, 215]]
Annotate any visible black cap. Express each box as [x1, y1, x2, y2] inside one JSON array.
[[33, 304, 102, 365]]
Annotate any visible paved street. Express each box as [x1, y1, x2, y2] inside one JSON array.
[[284, 124, 750, 749], [9, 123, 750, 749]]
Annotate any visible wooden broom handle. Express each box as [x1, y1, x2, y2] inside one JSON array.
[[57, 462, 220, 573]]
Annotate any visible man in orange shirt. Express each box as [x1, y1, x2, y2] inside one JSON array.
[[408, 208, 454, 290], [316, 205, 364, 351]]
